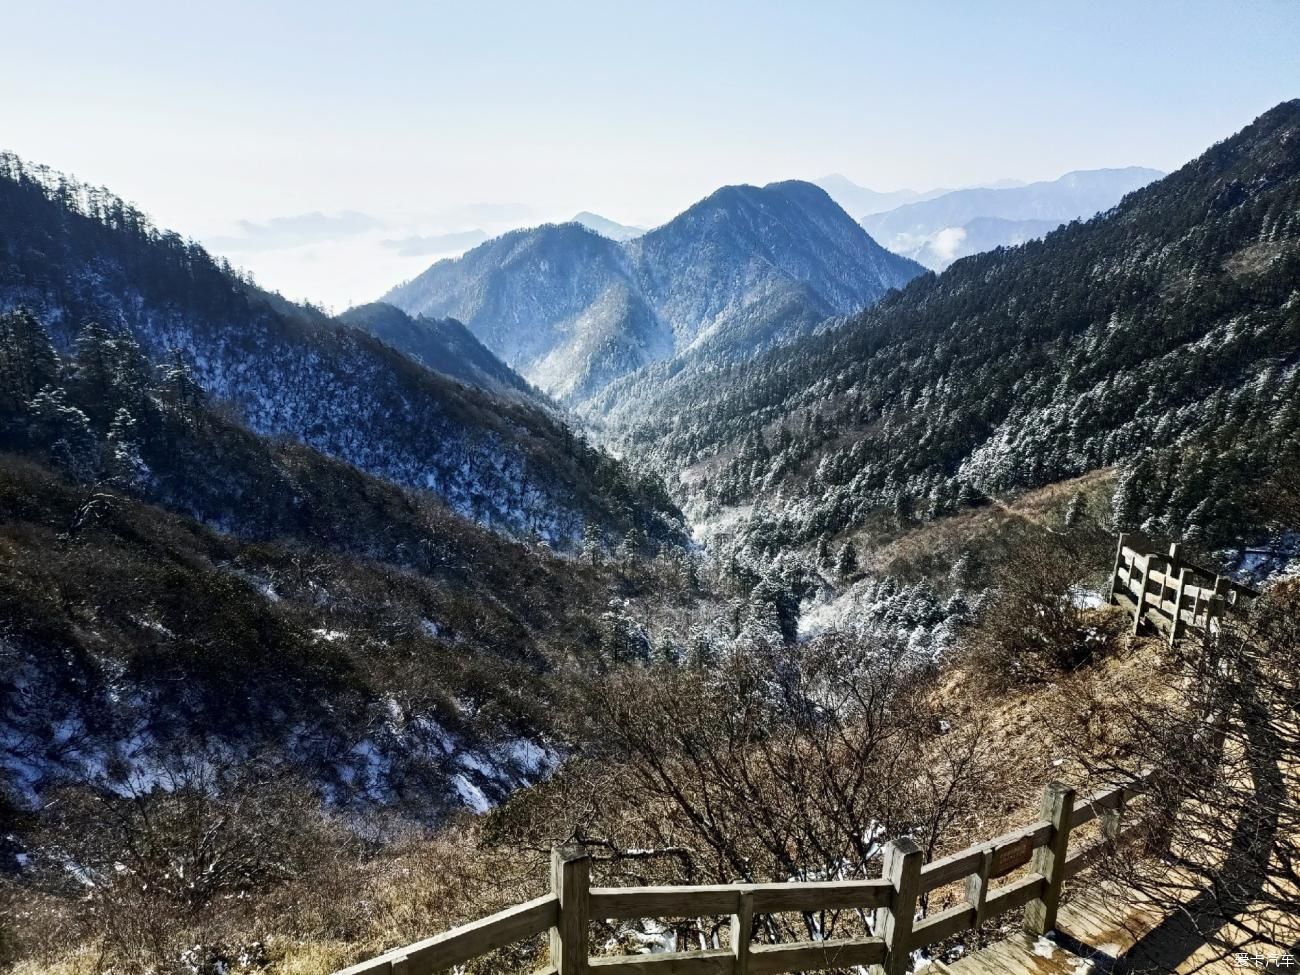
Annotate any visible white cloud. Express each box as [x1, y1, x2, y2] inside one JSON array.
[[928, 226, 968, 263], [206, 210, 384, 253]]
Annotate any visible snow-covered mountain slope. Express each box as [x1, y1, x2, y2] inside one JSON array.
[[0, 298, 692, 820], [626, 181, 924, 351], [338, 301, 541, 403], [0, 416, 573, 820], [0, 153, 682, 546], [609, 101, 1300, 552], [381, 181, 925, 403], [861, 167, 1164, 269]]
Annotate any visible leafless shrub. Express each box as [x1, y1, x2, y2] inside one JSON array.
[[21, 751, 352, 974], [969, 531, 1126, 688], [489, 633, 993, 954]]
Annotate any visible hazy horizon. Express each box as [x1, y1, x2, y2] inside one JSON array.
[[3, 0, 1296, 308]]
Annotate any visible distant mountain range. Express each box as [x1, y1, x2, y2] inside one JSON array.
[[860, 167, 1164, 269], [812, 175, 949, 217], [572, 211, 645, 241], [380, 181, 924, 402], [608, 101, 1300, 552]]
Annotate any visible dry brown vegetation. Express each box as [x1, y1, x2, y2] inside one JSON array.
[[6, 476, 1296, 975]]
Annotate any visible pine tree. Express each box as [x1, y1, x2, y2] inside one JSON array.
[[159, 350, 206, 422], [105, 408, 149, 489], [686, 628, 719, 671], [1111, 463, 1144, 532], [581, 523, 603, 567], [1064, 491, 1087, 529], [0, 308, 60, 414], [28, 386, 98, 479], [70, 322, 118, 427], [750, 574, 800, 644], [836, 540, 859, 578], [653, 634, 681, 667]]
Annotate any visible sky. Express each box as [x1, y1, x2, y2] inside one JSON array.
[[2, 0, 1298, 309]]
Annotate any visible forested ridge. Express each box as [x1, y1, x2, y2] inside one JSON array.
[[0, 153, 682, 547], [607, 100, 1300, 551], [0, 304, 712, 823]]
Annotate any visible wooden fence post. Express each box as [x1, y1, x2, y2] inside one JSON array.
[[1107, 533, 1129, 604], [965, 848, 994, 926], [1102, 790, 1126, 846], [874, 837, 922, 975], [1024, 782, 1075, 937], [731, 889, 753, 975], [1132, 553, 1151, 635], [1208, 577, 1228, 635], [551, 844, 590, 975], [1169, 567, 1187, 646]]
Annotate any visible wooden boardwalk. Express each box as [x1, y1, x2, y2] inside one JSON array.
[[944, 880, 1254, 975]]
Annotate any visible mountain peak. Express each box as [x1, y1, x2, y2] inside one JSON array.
[[383, 180, 924, 403]]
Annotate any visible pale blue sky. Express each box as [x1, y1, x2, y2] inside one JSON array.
[[2, 0, 1297, 307]]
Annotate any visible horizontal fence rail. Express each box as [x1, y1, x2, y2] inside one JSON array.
[[1109, 533, 1258, 645], [334, 770, 1156, 975]]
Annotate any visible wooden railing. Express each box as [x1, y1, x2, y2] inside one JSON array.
[[1108, 532, 1258, 644], [333, 771, 1156, 975]]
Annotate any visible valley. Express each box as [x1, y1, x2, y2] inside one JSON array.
[[2, 92, 1299, 975]]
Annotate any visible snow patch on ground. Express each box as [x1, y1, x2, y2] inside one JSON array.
[[452, 774, 491, 813], [1069, 584, 1106, 609]]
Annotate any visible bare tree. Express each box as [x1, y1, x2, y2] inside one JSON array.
[[498, 632, 988, 954]]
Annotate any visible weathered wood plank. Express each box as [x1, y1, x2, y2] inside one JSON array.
[[590, 886, 739, 920], [1025, 783, 1074, 936], [912, 902, 976, 944], [591, 879, 891, 920], [588, 949, 734, 974], [552, 845, 590, 975], [965, 849, 994, 925], [983, 874, 1045, 917], [919, 821, 1051, 893], [333, 895, 558, 975], [1063, 835, 1111, 880], [334, 958, 393, 975], [876, 837, 923, 975], [749, 879, 890, 913], [1069, 782, 1125, 828], [731, 890, 752, 975], [749, 937, 884, 975]]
